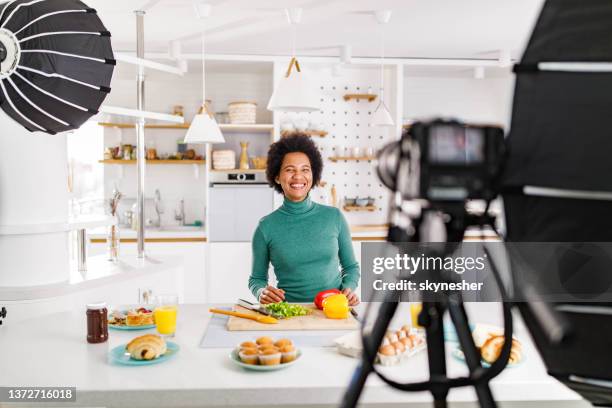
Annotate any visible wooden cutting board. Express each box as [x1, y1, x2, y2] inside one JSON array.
[[226, 304, 359, 331]]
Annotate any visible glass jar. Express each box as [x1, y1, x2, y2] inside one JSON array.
[[86, 302, 108, 344]]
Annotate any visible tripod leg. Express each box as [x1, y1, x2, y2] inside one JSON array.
[[340, 300, 399, 408], [421, 301, 449, 408], [448, 299, 496, 408]]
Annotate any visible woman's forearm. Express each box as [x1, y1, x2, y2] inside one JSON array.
[[249, 224, 270, 299]]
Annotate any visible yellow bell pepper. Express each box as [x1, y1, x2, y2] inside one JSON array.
[[323, 293, 349, 319]]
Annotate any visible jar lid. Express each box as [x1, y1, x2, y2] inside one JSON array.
[[86, 302, 107, 310]]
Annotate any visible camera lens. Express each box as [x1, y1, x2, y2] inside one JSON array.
[[376, 141, 400, 191], [0, 42, 7, 63]]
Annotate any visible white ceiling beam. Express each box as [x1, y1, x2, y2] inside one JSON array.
[[112, 50, 513, 68], [172, 0, 349, 45]]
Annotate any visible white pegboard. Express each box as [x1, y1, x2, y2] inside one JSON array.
[[278, 64, 398, 226]]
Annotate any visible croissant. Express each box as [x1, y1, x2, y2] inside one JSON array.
[[480, 335, 522, 364], [126, 334, 167, 360]]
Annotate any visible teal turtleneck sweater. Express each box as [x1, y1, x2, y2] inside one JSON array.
[[249, 195, 360, 303]]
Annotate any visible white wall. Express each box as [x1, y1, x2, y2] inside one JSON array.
[[404, 75, 515, 129]]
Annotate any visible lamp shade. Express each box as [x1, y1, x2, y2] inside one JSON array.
[[267, 58, 319, 112], [372, 101, 395, 127], [184, 109, 225, 144]]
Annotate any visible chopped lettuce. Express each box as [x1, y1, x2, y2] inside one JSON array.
[[264, 302, 310, 318]]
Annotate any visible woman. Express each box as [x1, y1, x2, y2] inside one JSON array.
[[249, 134, 360, 306]]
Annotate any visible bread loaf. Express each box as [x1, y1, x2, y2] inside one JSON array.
[[480, 335, 522, 364], [126, 334, 167, 360]]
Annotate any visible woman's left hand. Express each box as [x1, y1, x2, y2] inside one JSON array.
[[342, 288, 360, 306]]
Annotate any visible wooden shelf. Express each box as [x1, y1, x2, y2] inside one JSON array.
[[343, 94, 377, 102], [210, 168, 266, 173], [220, 123, 274, 132], [98, 122, 274, 133], [328, 156, 376, 162], [343, 205, 378, 212], [99, 159, 205, 165], [281, 130, 328, 138], [98, 122, 189, 129]]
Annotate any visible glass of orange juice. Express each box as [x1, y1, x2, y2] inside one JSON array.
[[410, 302, 423, 329], [154, 294, 178, 337]]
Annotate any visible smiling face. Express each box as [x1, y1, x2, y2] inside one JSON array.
[[275, 152, 313, 202]]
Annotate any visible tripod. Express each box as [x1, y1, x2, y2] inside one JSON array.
[[341, 203, 515, 408]]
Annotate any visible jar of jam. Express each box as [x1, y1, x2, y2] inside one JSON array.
[[86, 302, 108, 344]]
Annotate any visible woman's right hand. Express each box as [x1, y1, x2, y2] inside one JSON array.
[[259, 286, 285, 304]]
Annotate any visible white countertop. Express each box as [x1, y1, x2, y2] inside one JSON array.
[[0, 254, 180, 301], [88, 226, 207, 240], [0, 304, 584, 408]]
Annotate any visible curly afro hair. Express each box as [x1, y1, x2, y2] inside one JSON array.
[[266, 134, 323, 194]]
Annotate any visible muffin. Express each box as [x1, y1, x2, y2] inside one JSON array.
[[401, 324, 411, 333], [240, 341, 258, 350], [275, 338, 293, 348], [258, 345, 279, 354], [280, 345, 298, 363], [256, 336, 274, 346], [259, 348, 281, 365], [239, 348, 259, 365]]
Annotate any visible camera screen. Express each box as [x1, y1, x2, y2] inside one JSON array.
[[428, 125, 485, 164]]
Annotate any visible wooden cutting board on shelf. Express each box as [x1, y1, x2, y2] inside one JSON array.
[[226, 304, 359, 331]]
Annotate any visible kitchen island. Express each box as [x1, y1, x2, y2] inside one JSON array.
[[0, 304, 586, 408]]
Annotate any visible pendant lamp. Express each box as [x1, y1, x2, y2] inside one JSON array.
[[184, 3, 224, 144], [373, 10, 394, 127], [267, 8, 319, 112]]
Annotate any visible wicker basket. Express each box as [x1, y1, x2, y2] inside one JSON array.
[[228, 101, 257, 124]]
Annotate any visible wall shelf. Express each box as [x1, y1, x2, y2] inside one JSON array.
[[98, 122, 189, 129], [328, 156, 376, 162], [343, 205, 378, 212], [210, 168, 266, 173], [98, 122, 274, 133], [343, 94, 377, 102], [99, 159, 205, 165], [281, 130, 328, 138]]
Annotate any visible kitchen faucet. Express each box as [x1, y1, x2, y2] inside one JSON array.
[[154, 189, 164, 228], [175, 199, 185, 226]]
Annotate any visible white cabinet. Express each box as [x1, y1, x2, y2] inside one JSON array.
[[207, 242, 256, 303], [208, 185, 274, 242]]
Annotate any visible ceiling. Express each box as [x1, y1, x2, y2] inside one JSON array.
[[87, 0, 545, 61]]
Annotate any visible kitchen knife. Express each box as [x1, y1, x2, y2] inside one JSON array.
[[237, 298, 283, 319]]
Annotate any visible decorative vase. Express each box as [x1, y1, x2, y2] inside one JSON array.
[[239, 141, 250, 170]]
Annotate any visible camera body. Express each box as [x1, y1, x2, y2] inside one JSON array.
[[377, 119, 505, 203]]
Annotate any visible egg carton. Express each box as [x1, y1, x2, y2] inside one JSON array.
[[334, 330, 426, 366]]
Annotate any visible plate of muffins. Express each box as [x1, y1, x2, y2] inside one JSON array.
[[230, 336, 301, 371]]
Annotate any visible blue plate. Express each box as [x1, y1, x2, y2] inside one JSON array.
[[109, 341, 179, 366], [109, 324, 156, 331]]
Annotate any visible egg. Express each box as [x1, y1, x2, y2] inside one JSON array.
[[379, 344, 396, 356], [392, 341, 406, 353]]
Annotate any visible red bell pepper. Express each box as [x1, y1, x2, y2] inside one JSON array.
[[314, 289, 342, 310]]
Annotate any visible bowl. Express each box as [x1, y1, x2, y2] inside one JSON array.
[[355, 198, 369, 207], [344, 197, 357, 206], [251, 157, 267, 170]]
